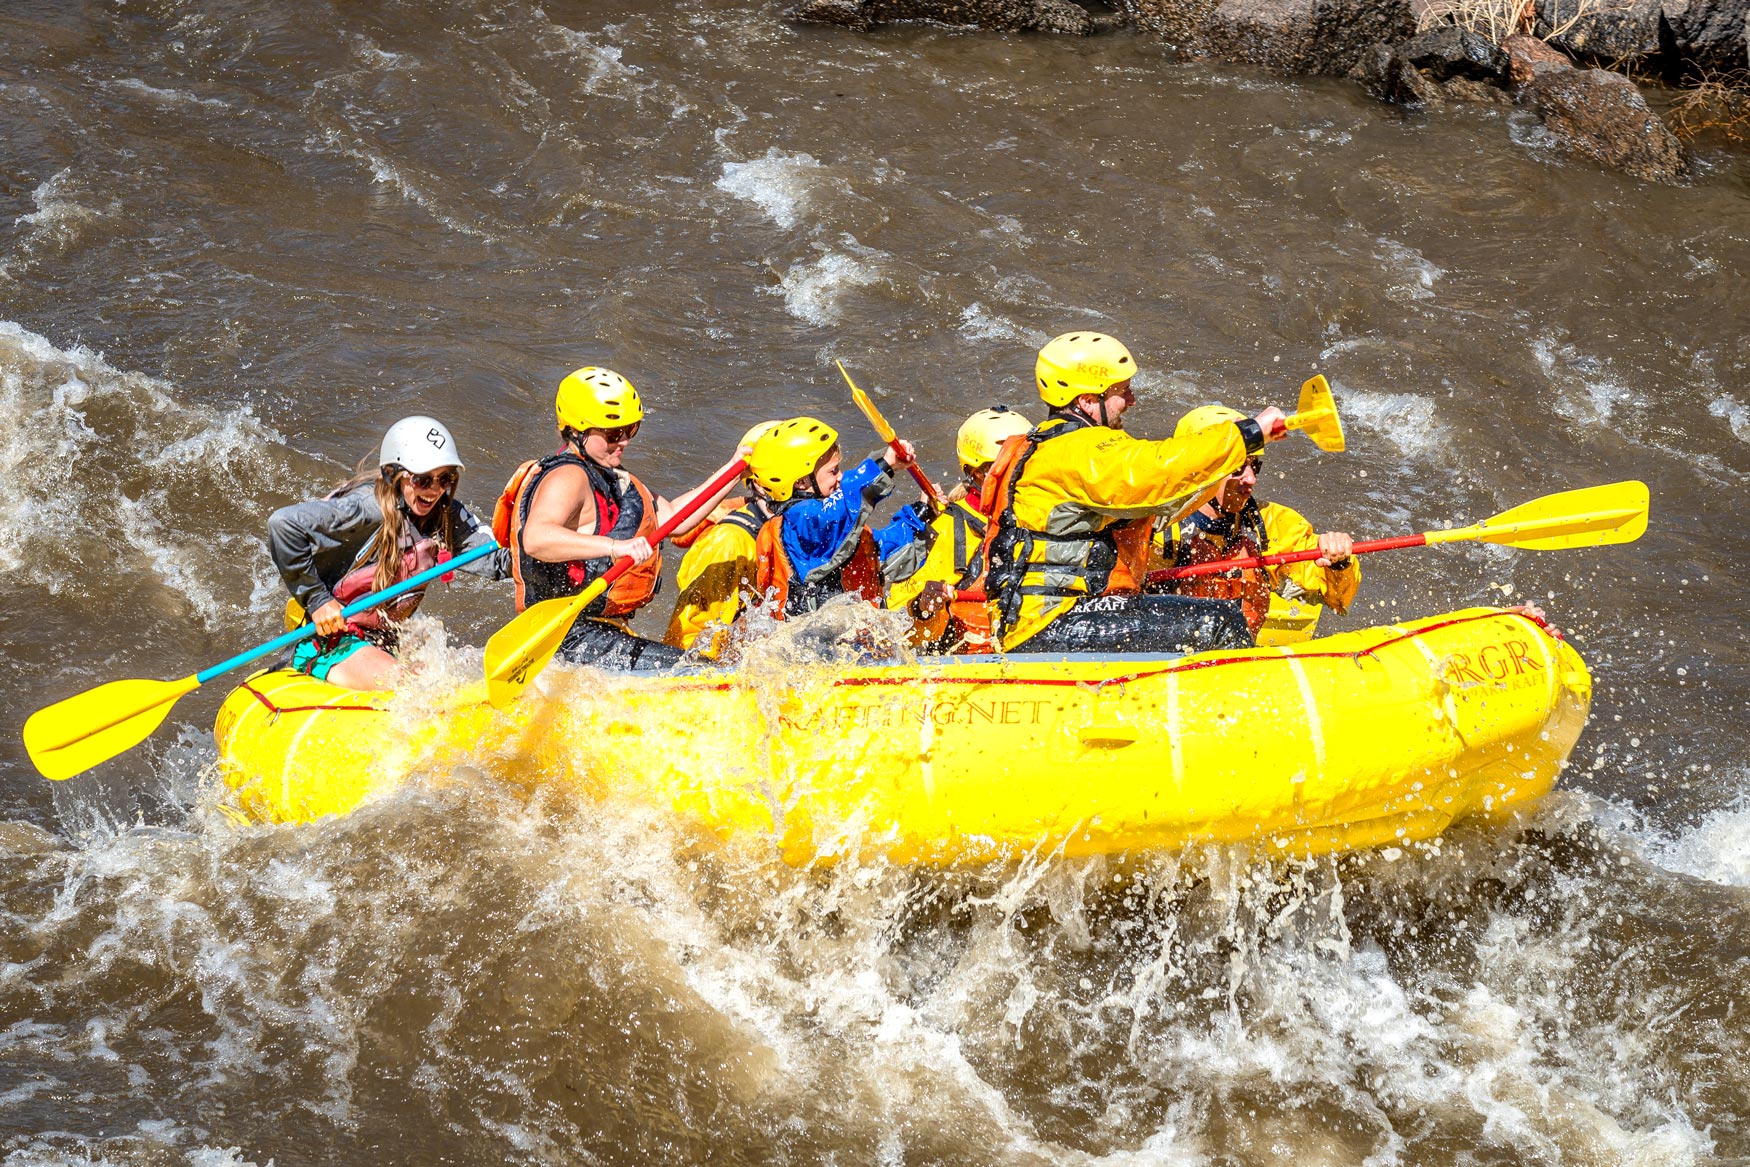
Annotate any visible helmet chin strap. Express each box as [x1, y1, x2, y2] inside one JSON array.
[[1085, 391, 1119, 429]]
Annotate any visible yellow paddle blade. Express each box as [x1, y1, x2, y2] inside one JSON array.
[[837, 362, 899, 444], [1430, 480, 1650, 550], [1286, 375, 1345, 452], [23, 674, 201, 781], [483, 585, 599, 709]]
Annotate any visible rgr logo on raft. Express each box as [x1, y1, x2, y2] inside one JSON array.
[[1442, 638, 1546, 687]]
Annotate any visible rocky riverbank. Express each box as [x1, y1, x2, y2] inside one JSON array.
[[786, 0, 1749, 183]]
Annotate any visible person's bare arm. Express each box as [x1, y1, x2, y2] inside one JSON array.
[[521, 464, 652, 564]]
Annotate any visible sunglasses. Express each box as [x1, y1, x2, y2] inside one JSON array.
[[591, 422, 640, 444], [408, 469, 459, 491], [1230, 457, 1263, 477]]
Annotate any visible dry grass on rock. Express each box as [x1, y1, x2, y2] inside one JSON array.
[[1666, 73, 1750, 143], [1415, 0, 1611, 48]]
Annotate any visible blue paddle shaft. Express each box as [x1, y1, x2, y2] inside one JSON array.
[[194, 541, 500, 684]]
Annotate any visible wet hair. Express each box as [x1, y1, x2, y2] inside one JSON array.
[[330, 457, 457, 593]]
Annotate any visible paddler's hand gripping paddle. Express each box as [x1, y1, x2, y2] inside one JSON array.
[[1146, 480, 1650, 586], [482, 458, 747, 709], [836, 361, 950, 512], [23, 540, 503, 781]]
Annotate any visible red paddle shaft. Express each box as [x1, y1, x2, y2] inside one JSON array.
[[599, 459, 748, 586], [1144, 533, 1423, 585], [886, 441, 948, 510]]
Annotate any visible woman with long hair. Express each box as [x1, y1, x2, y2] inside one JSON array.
[[267, 416, 509, 690]]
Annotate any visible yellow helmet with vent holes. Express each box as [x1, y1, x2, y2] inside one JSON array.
[[748, 417, 839, 502], [956, 406, 1032, 470], [1173, 404, 1246, 440], [1035, 333, 1136, 407], [556, 367, 643, 432]]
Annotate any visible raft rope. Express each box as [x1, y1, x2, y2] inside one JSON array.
[[233, 610, 1554, 716], [237, 681, 386, 717]]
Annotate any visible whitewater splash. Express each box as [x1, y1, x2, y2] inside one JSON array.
[[0, 768, 1722, 1166], [1333, 383, 1449, 462], [0, 321, 288, 625]]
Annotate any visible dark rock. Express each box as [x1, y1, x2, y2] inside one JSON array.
[[1124, 0, 1418, 75], [1440, 75, 1517, 102], [787, 0, 873, 29], [787, 0, 1095, 33], [1348, 41, 1447, 101], [1529, 66, 1688, 181], [1661, 0, 1750, 74], [1503, 33, 1575, 90], [1396, 24, 1509, 80], [1540, 0, 1747, 77]]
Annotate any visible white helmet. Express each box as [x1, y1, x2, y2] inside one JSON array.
[[380, 416, 463, 475]]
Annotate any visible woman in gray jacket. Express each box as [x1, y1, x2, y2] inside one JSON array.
[[268, 416, 508, 690]]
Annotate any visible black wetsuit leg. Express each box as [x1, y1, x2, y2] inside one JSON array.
[[558, 618, 686, 672], [1020, 594, 1254, 654]]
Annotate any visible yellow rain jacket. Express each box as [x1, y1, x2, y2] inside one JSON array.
[[662, 503, 773, 658], [984, 412, 1252, 649]]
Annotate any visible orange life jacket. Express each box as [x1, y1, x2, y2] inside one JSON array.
[[500, 451, 661, 616], [1167, 503, 1271, 634], [754, 516, 883, 619], [939, 498, 995, 652]]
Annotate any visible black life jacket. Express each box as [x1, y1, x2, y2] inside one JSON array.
[[508, 452, 660, 615]]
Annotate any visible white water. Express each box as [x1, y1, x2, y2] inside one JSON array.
[[0, 321, 286, 623]]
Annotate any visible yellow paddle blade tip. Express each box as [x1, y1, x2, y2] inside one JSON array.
[[1295, 375, 1346, 452], [482, 591, 595, 709], [23, 675, 200, 780]]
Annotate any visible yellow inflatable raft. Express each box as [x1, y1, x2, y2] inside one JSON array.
[[214, 607, 1590, 864]]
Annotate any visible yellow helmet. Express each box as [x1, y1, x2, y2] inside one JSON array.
[[739, 420, 780, 452], [555, 366, 643, 432], [1173, 404, 1246, 440], [1035, 332, 1137, 407], [956, 406, 1032, 470], [748, 417, 839, 502]]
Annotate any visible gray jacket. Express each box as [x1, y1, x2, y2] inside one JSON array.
[[267, 481, 510, 615]]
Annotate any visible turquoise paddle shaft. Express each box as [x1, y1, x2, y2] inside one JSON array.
[[195, 541, 499, 684]]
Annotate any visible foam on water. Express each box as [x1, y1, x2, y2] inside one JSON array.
[[1373, 238, 1442, 303], [957, 302, 1043, 345], [1640, 797, 1750, 888], [774, 247, 885, 327], [1709, 395, 1750, 443], [0, 169, 118, 283], [0, 321, 286, 623], [1533, 334, 1636, 425], [101, 78, 229, 110], [546, 22, 644, 96], [1333, 384, 1449, 461], [716, 148, 836, 231]]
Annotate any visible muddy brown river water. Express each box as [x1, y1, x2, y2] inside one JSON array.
[[3, 2, 1749, 1164]]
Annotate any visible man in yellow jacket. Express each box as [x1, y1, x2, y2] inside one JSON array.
[[1156, 405, 1358, 640], [886, 406, 1033, 650], [983, 332, 1289, 653]]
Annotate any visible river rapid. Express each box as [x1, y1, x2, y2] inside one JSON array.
[[3, 2, 1749, 1164]]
